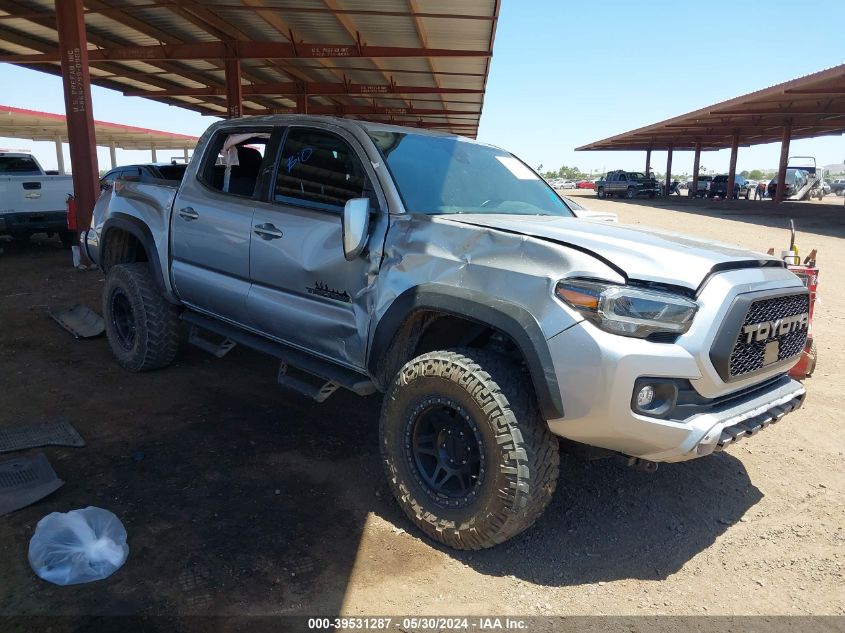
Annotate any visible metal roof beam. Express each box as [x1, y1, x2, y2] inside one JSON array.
[[0, 42, 491, 64], [784, 87, 845, 95], [242, 105, 479, 117], [124, 83, 483, 97], [64, 3, 496, 22]]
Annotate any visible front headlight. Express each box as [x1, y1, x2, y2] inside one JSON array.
[[555, 279, 698, 338]]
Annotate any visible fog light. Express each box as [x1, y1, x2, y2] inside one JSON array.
[[636, 385, 655, 408], [631, 378, 680, 418]]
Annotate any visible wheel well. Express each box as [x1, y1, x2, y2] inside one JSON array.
[[375, 311, 527, 390], [102, 228, 149, 272]]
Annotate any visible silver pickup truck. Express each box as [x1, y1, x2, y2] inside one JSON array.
[[81, 116, 809, 550]]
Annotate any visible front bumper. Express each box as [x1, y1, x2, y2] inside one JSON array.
[[545, 318, 806, 462]]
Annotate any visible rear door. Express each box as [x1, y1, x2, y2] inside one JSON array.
[[611, 172, 626, 194], [246, 124, 385, 369], [170, 126, 275, 324]]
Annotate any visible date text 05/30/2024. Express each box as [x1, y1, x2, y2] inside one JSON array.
[[307, 617, 529, 630]]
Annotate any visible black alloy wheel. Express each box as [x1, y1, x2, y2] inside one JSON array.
[[406, 399, 485, 507]]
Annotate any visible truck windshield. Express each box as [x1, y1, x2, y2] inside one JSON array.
[[369, 131, 573, 217], [0, 155, 41, 174]]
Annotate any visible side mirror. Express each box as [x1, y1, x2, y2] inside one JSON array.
[[342, 197, 370, 261], [100, 181, 112, 192]]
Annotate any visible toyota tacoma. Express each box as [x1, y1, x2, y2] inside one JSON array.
[[81, 116, 810, 550]]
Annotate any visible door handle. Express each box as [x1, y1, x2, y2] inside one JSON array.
[[178, 207, 199, 221], [254, 223, 284, 240]]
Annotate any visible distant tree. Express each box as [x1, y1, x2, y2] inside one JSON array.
[[740, 170, 750, 178], [747, 169, 765, 180]]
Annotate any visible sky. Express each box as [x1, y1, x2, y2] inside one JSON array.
[[1, 0, 844, 176]]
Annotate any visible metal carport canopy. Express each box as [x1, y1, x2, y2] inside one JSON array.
[[0, 104, 197, 150], [575, 63, 845, 152], [0, 0, 500, 138]]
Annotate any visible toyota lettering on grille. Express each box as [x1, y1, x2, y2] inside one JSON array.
[[742, 312, 809, 344]]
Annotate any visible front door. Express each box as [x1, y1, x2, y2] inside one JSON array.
[[247, 125, 384, 369], [171, 127, 273, 324]]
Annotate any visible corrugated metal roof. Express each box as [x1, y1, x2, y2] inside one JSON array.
[[0, 0, 499, 137], [577, 63, 845, 151]]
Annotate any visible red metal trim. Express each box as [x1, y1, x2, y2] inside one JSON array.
[[123, 82, 483, 98], [691, 140, 702, 195], [0, 42, 491, 64], [225, 58, 242, 119], [0, 104, 199, 140], [775, 120, 792, 204], [664, 146, 673, 198], [241, 105, 479, 117], [74, 3, 496, 21], [55, 0, 98, 240], [727, 132, 739, 198]]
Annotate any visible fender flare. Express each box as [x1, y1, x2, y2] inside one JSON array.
[[100, 213, 171, 299], [369, 285, 564, 420]]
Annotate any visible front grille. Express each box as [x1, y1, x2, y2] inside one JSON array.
[[729, 293, 809, 377]]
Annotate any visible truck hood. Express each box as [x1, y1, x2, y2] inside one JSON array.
[[441, 214, 781, 290]]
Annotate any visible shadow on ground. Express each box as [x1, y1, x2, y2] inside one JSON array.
[[1, 243, 761, 620], [439, 451, 759, 586]]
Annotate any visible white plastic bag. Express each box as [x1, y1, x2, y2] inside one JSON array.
[[28, 507, 129, 586]]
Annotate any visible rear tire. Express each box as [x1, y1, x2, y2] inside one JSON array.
[[103, 262, 180, 372], [380, 348, 559, 550]]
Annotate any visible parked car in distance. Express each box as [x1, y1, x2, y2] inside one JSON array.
[[687, 175, 714, 198], [559, 179, 577, 190], [594, 170, 660, 199], [100, 162, 188, 190], [767, 169, 809, 199], [576, 180, 595, 189], [0, 151, 74, 246], [708, 174, 751, 199], [83, 115, 810, 551], [829, 179, 845, 196]]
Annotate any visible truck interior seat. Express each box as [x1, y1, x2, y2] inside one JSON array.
[[228, 146, 263, 196]]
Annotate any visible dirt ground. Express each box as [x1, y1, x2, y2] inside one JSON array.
[[0, 193, 843, 626]]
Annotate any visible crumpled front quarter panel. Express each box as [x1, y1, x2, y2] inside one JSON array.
[[373, 214, 624, 342]]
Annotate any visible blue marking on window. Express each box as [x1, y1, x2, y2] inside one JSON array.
[[287, 147, 313, 173]]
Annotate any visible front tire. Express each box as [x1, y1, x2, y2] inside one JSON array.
[[597, 187, 606, 199], [380, 349, 559, 550], [626, 187, 636, 199], [103, 263, 180, 372]]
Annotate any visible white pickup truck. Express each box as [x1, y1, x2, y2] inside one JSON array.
[[0, 151, 74, 246]]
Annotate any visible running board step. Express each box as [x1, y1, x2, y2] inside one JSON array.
[[188, 325, 237, 358], [277, 362, 340, 403], [181, 310, 377, 399]]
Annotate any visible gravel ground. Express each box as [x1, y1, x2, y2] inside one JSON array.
[[0, 194, 842, 626]]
